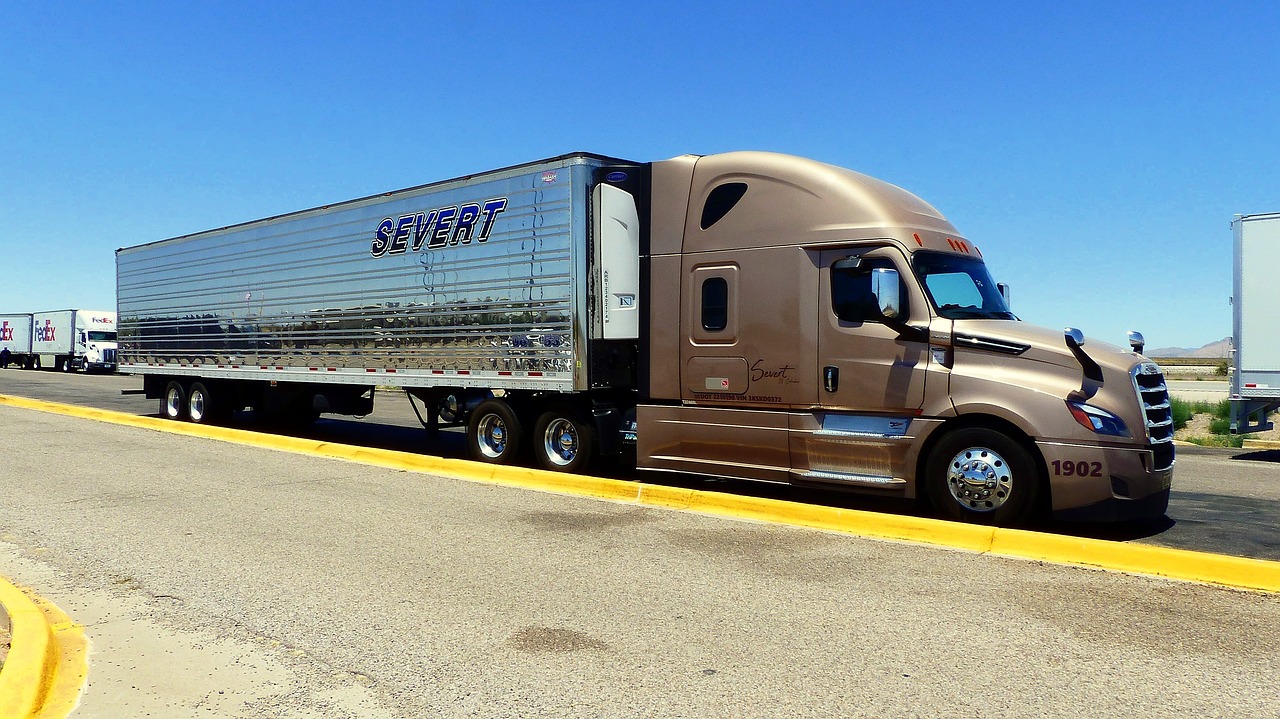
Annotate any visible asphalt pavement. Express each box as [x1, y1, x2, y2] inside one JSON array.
[[1, 369, 1277, 561], [1, 400, 1277, 718]]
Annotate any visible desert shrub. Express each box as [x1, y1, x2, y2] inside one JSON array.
[[1171, 397, 1194, 431]]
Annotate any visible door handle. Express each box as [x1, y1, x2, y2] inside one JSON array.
[[823, 365, 839, 393]]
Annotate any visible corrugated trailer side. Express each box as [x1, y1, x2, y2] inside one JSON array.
[[116, 152, 644, 471], [117, 155, 614, 392]]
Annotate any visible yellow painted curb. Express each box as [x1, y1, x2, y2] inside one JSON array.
[[3, 393, 1279, 594], [0, 578, 88, 719], [1242, 438, 1280, 450]]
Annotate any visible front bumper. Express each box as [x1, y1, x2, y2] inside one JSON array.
[[1037, 439, 1174, 522]]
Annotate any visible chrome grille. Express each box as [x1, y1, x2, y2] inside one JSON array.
[[1132, 362, 1174, 470], [104, 348, 117, 364]]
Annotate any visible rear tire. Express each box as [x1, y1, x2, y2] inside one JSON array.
[[532, 407, 595, 473], [161, 381, 187, 421], [187, 382, 218, 424], [925, 427, 1040, 526], [467, 399, 523, 464], [60, 357, 73, 373]]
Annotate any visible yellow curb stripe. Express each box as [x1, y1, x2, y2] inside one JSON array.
[[0, 578, 88, 719], [3, 393, 1279, 594]]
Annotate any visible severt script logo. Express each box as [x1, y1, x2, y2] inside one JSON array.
[[371, 197, 509, 257]]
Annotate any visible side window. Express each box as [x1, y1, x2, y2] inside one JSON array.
[[701, 277, 728, 331], [831, 258, 908, 323], [700, 183, 748, 230]]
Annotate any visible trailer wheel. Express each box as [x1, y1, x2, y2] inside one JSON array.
[[187, 382, 218, 424], [162, 381, 187, 421], [925, 427, 1040, 526], [59, 357, 73, 373], [467, 399, 522, 464], [533, 407, 594, 473]]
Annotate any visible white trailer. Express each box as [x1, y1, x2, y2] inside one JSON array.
[[0, 313, 34, 369], [1230, 213, 1280, 432], [31, 309, 118, 372]]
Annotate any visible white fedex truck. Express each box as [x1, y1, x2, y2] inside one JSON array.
[[31, 309, 118, 372]]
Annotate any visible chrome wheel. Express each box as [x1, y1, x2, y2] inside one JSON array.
[[188, 386, 208, 423], [541, 418, 580, 467], [476, 414, 509, 459], [945, 446, 1013, 512], [162, 382, 186, 421]]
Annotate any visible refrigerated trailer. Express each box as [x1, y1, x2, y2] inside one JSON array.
[[1230, 213, 1280, 433], [117, 151, 1174, 525]]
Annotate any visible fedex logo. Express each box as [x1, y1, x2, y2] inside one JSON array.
[[91, 316, 113, 325], [34, 320, 55, 342], [0, 321, 11, 342]]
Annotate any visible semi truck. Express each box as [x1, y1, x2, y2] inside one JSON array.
[[0, 313, 34, 369], [1230, 213, 1280, 433], [116, 151, 1174, 525], [30, 309, 118, 372]]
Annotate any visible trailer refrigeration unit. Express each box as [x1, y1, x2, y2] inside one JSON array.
[[30, 310, 118, 372], [117, 152, 1174, 525], [0, 313, 34, 369], [1230, 213, 1280, 433]]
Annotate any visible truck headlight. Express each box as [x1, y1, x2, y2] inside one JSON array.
[[1067, 401, 1129, 437]]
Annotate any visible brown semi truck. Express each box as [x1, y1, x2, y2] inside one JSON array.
[[117, 151, 1173, 525]]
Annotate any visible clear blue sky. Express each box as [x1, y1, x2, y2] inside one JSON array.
[[2, 1, 1277, 350]]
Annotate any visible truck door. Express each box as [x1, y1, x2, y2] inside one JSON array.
[[791, 246, 934, 485]]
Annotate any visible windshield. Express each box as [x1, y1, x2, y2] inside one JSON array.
[[88, 331, 117, 342], [913, 251, 1015, 320]]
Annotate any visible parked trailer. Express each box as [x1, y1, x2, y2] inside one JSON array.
[[117, 151, 1174, 525], [1231, 213, 1280, 432], [0, 313, 34, 369], [30, 310, 118, 372]]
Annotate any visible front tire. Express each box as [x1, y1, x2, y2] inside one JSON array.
[[467, 399, 522, 464], [925, 427, 1040, 526], [532, 407, 595, 473]]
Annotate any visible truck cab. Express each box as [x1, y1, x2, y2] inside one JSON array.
[[76, 312, 118, 372], [635, 152, 1173, 524]]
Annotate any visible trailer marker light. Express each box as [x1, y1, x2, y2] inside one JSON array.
[[1246, 383, 1257, 388], [385, 369, 397, 373], [366, 368, 377, 373], [327, 367, 337, 372], [275, 366, 284, 370]]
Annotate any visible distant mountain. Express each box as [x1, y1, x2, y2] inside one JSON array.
[[1148, 337, 1231, 358]]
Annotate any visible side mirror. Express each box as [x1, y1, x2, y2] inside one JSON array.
[[997, 283, 1011, 309], [871, 268, 901, 320]]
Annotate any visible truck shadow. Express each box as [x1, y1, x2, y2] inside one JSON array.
[[171, 412, 1280, 560]]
